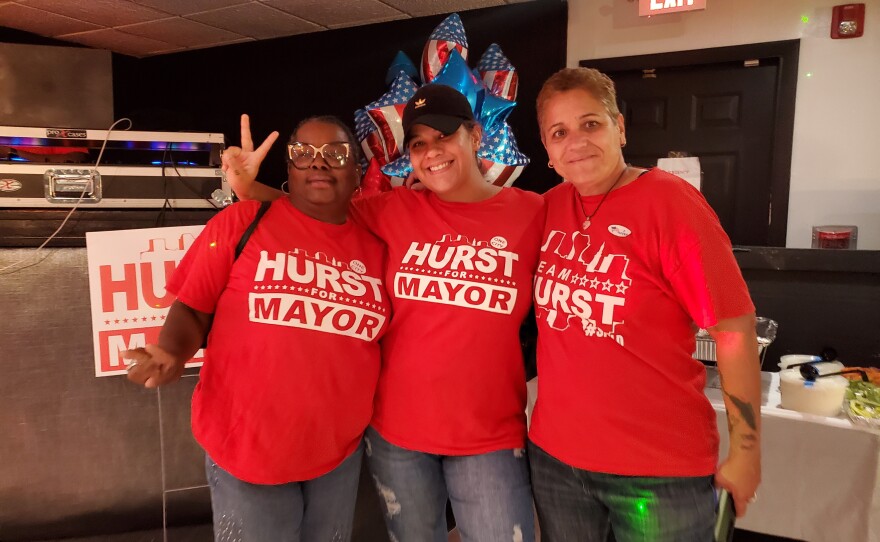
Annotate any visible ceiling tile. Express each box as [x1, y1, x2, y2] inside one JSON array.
[[379, 0, 505, 17], [0, 3, 102, 36], [16, 0, 169, 27], [59, 28, 179, 57], [327, 13, 409, 30], [129, 0, 250, 17], [261, 0, 404, 28], [119, 17, 245, 47], [187, 2, 323, 40]]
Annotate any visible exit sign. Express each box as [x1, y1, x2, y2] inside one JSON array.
[[639, 0, 707, 16]]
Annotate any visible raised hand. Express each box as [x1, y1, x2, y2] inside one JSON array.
[[222, 114, 279, 199]]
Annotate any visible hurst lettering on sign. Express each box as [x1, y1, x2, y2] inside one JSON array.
[[87, 226, 205, 377], [248, 249, 386, 341], [393, 234, 520, 314], [639, 0, 707, 16]]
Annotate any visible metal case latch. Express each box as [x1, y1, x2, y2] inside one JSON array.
[[44, 169, 102, 203]]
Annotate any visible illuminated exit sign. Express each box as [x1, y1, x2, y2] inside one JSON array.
[[639, 0, 707, 16]]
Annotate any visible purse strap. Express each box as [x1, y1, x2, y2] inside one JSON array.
[[234, 200, 272, 261]]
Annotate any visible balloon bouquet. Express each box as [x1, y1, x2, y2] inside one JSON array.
[[355, 13, 529, 197]]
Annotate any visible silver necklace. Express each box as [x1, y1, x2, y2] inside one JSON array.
[[577, 166, 628, 231]]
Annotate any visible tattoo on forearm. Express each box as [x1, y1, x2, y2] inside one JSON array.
[[726, 393, 758, 431], [719, 372, 759, 440], [727, 417, 759, 451]]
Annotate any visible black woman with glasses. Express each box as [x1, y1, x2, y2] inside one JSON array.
[[123, 115, 391, 541]]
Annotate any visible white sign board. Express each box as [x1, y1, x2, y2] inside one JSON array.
[[657, 156, 702, 191], [86, 226, 205, 377]]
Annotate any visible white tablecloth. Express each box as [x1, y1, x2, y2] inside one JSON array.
[[526, 372, 880, 541]]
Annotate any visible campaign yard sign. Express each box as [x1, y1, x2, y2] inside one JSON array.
[[86, 226, 204, 377]]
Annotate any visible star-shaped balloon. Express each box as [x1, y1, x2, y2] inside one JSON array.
[[478, 122, 529, 166], [431, 49, 482, 113], [477, 92, 516, 133], [354, 108, 385, 169], [365, 71, 419, 164], [381, 152, 412, 179], [421, 13, 468, 84], [386, 51, 418, 86], [477, 121, 529, 186], [357, 12, 529, 188], [476, 43, 519, 102]]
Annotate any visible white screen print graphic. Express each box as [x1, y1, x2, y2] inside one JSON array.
[[394, 234, 520, 314], [250, 249, 386, 341], [535, 230, 631, 345]]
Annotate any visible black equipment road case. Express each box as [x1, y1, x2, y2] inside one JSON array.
[[0, 125, 229, 247]]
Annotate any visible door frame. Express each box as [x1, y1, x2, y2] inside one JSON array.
[[580, 40, 799, 247]]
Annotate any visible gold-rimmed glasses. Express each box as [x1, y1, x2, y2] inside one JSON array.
[[287, 142, 352, 169]]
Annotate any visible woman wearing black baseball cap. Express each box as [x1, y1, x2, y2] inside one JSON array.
[[226, 85, 544, 541]]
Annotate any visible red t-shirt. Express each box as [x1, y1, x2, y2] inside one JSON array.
[[353, 187, 545, 455], [168, 199, 390, 484], [529, 169, 754, 476]]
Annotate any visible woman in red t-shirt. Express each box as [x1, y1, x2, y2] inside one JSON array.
[[227, 85, 544, 541], [123, 116, 390, 541], [527, 67, 762, 541]]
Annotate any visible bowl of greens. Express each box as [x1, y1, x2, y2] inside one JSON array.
[[845, 380, 880, 429]]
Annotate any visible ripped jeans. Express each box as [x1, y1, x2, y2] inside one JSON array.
[[364, 426, 535, 542], [205, 440, 363, 542]]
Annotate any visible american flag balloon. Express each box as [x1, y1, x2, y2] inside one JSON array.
[[477, 43, 519, 102], [354, 108, 385, 168], [478, 122, 529, 166], [480, 160, 525, 187], [421, 13, 468, 84], [381, 152, 412, 179], [366, 71, 419, 164], [477, 121, 529, 187]]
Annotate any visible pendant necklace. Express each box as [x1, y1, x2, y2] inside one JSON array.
[[577, 166, 628, 231]]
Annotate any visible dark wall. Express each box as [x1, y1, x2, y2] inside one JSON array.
[[111, 1, 568, 195], [736, 248, 880, 369]]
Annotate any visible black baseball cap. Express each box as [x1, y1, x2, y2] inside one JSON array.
[[402, 84, 474, 147]]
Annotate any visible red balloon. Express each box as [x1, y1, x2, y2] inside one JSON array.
[[355, 158, 393, 199]]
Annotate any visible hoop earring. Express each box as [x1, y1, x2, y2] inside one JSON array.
[[281, 181, 289, 194], [548, 160, 554, 169]]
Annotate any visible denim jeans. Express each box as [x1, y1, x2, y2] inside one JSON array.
[[205, 440, 364, 542], [528, 440, 715, 542], [365, 426, 535, 542]]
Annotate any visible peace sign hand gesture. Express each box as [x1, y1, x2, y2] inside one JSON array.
[[221, 114, 279, 199]]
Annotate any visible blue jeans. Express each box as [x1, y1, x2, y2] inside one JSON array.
[[365, 426, 535, 542], [205, 441, 364, 542], [528, 440, 715, 542]]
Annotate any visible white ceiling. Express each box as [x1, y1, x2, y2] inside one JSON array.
[[0, 0, 531, 57]]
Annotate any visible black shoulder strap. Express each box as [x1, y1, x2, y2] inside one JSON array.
[[234, 200, 271, 261]]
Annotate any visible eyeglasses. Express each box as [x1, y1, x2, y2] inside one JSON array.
[[287, 142, 352, 169]]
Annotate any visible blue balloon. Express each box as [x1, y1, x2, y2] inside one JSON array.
[[386, 51, 418, 86], [430, 49, 482, 113], [477, 93, 516, 132]]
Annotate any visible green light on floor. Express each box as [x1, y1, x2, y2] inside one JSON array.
[[802, 15, 810, 24], [634, 498, 650, 517]]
